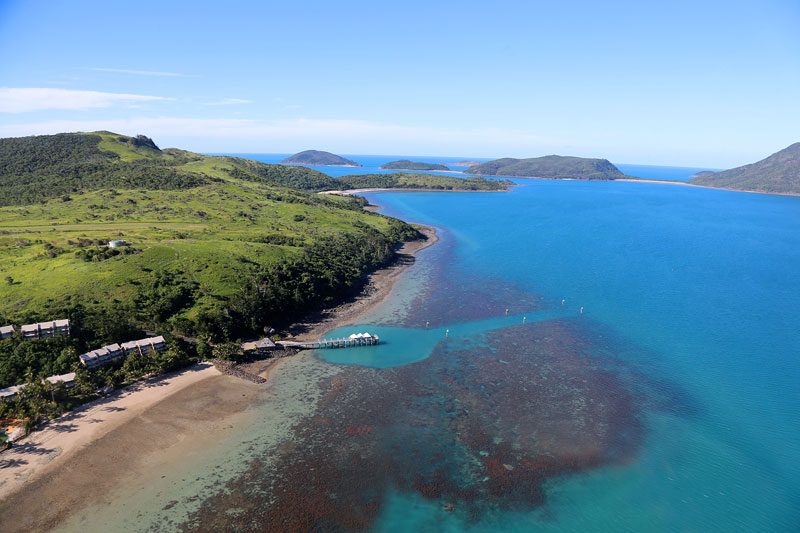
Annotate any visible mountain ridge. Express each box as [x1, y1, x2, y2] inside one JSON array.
[[689, 143, 800, 194]]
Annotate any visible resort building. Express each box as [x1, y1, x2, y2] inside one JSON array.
[[0, 384, 21, 402], [121, 336, 167, 357], [20, 319, 71, 339], [0, 372, 76, 402], [0, 325, 15, 339], [45, 372, 76, 389], [20, 324, 36, 339], [241, 337, 277, 354], [79, 336, 167, 370], [79, 343, 123, 369]]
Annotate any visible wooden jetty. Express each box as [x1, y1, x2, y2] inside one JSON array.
[[279, 332, 380, 350]]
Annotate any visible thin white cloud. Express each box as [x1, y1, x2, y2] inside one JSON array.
[[90, 67, 185, 77], [0, 88, 171, 113], [0, 116, 567, 156], [202, 98, 252, 106]]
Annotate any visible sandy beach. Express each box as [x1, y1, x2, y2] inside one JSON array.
[[615, 178, 800, 197], [0, 369, 264, 532], [0, 225, 438, 530], [0, 364, 221, 501]]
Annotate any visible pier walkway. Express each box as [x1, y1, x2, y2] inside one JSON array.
[[279, 332, 379, 350]]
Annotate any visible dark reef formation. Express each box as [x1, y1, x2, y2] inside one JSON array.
[[178, 319, 644, 532]]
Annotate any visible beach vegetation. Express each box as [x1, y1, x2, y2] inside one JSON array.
[[212, 342, 243, 362]]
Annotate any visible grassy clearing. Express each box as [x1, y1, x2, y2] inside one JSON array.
[[0, 178, 396, 322]]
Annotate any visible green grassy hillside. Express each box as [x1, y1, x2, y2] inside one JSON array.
[[0, 131, 343, 203], [0, 132, 420, 387]]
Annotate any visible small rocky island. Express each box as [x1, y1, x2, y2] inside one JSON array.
[[467, 155, 627, 180], [380, 160, 450, 171], [281, 150, 362, 167]]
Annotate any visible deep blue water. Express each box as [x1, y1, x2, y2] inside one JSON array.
[[616, 163, 720, 181]]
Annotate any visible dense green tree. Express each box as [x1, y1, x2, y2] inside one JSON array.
[[212, 342, 242, 362]]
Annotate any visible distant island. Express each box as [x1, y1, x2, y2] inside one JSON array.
[[447, 160, 482, 167], [689, 143, 800, 194], [328, 173, 513, 192], [281, 150, 362, 167], [380, 160, 450, 171], [467, 155, 627, 180]]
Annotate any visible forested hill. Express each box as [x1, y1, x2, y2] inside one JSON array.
[[281, 150, 362, 167], [0, 132, 339, 205], [0, 132, 514, 202], [689, 143, 800, 194], [380, 160, 450, 171], [467, 155, 627, 179], [0, 131, 425, 388]]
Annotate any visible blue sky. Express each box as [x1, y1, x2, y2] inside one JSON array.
[[1, 0, 798, 167]]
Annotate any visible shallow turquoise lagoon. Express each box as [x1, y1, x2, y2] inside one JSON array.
[[320, 309, 570, 368]]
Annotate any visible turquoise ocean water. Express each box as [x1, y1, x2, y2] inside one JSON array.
[[335, 180, 800, 531], [63, 160, 800, 531]]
